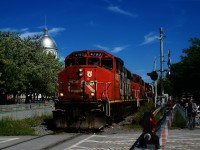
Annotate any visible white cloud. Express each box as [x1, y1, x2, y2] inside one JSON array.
[[20, 28, 29, 32], [20, 31, 42, 38], [0, 27, 29, 32], [0, 27, 65, 38], [140, 32, 159, 45], [48, 27, 65, 36], [111, 46, 128, 53], [94, 44, 109, 51], [107, 6, 137, 17], [94, 44, 128, 53]]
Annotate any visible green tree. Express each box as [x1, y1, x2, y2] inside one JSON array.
[[169, 38, 200, 103], [0, 31, 63, 103], [0, 32, 24, 97]]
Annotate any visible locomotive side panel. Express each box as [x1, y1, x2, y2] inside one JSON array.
[[95, 68, 115, 100]]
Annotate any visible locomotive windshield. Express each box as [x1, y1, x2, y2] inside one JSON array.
[[76, 57, 86, 65], [102, 58, 113, 70], [65, 58, 86, 67], [88, 58, 100, 65], [133, 77, 140, 83], [65, 51, 113, 70], [65, 59, 75, 67]]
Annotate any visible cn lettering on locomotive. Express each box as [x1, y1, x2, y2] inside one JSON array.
[[87, 71, 92, 77], [53, 50, 152, 129]]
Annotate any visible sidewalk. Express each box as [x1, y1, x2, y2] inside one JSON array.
[[0, 102, 54, 120], [164, 128, 200, 150], [0, 102, 54, 112]]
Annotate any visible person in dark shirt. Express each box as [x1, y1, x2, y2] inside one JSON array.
[[187, 99, 198, 117], [188, 99, 198, 126]]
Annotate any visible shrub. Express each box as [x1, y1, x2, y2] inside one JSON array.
[[171, 109, 186, 129]]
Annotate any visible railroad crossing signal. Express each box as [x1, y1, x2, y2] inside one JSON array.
[[147, 71, 158, 81]]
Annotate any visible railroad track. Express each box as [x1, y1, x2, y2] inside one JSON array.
[[42, 133, 81, 150], [1, 130, 82, 150]]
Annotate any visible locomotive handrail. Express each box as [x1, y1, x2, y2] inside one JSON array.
[[105, 82, 112, 100], [106, 82, 111, 116]]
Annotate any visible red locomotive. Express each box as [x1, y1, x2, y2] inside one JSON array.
[[53, 50, 152, 129]]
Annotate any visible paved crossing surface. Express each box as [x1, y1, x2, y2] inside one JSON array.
[[165, 128, 200, 150], [51, 132, 141, 150], [1, 104, 200, 149], [1, 129, 200, 149]]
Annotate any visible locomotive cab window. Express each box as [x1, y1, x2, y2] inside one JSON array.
[[76, 57, 86, 65], [88, 58, 100, 65], [65, 59, 75, 67], [132, 76, 140, 83], [102, 58, 113, 70]]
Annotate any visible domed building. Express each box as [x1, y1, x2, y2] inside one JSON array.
[[40, 27, 57, 57]]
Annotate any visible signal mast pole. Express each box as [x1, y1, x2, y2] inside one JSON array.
[[154, 57, 157, 108], [159, 27, 165, 96]]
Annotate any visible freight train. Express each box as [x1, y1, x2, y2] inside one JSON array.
[[53, 50, 152, 129]]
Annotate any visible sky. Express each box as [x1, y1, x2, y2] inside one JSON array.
[[0, 0, 200, 83]]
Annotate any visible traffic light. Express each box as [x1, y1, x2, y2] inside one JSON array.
[[147, 71, 158, 81]]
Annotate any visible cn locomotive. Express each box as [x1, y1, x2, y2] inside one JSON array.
[[53, 50, 152, 129]]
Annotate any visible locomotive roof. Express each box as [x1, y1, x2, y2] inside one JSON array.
[[69, 50, 110, 54], [66, 49, 127, 67], [114, 56, 124, 65], [132, 73, 142, 79], [66, 50, 119, 59]]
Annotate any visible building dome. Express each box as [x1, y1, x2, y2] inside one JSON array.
[[40, 27, 57, 57]]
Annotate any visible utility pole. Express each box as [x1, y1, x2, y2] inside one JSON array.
[[147, 27, 170, 106], [154, 57, 157, 108], [159, 27, 165, 96]]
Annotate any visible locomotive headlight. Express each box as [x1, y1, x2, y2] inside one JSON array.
[[79, 68, 83, 72], [79, 72, 84, 77], [79, 68, 84, 77], [91, 92, 95, 96], [60, 93, 64, 97]]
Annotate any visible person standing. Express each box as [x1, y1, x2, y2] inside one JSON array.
[[187, 98, 198, 128]]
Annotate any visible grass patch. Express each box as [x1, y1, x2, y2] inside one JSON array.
[[154, 107, 169, 122], [127, 123, 142, 130], [171, 109, 186, 129], [0, 115, 52, 136], [129, 101, 170, 130], [130, 100, 154, 128]]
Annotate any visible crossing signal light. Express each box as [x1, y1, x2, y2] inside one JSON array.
[[147, 71, 158, 81], [166, 70, 171, 78]]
